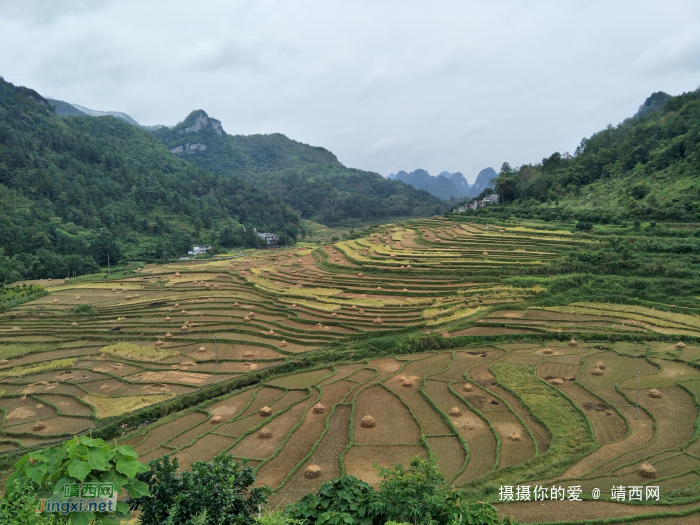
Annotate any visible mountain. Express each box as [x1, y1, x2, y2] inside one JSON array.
[[151, 110, 446, 224], [475, 89, 700, 222], [0, 78, 301, 283], [47, 98, 166, 130], [468, 167, 498, 197], [390, 169, 462, 200], [445, 172, 470, 196]]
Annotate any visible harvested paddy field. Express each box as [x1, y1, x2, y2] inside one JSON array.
[[2, 217, 700, 524]]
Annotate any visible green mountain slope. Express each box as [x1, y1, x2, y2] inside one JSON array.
[[473, 89, 700, 223], [0, 78, 301, 283], [152, 110, 446, 224]]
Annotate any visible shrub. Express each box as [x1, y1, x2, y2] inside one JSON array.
[[0, 484, 66, 525], [73, 304, 97, 316], [127, 453, 271, 525], [289, 475, 375, 525], [3, 436, 150, 525]]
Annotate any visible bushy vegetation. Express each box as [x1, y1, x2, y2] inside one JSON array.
[[458, 89, 700, 222], [127, 454, 271, 525], [153, 110, 447, 225], [0, 78, 301, 283], [289, 458, 515, 525]]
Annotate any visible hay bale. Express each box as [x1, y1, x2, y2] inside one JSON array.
[[397, 375, 407, 383], [260, 406, 273, 417], [357, 272, 364, 277], [569, 339, 578, 347], [312, 403, 325, 414], [462, 421, 475, 430], [198, 346, 207, 353], [100, 384, 111, 390], [165, 316, 171, 321], [211, 415, 224, 424], [32, 422, 46, 431], [12, 326, 20, 331], [549, 378, 564, 386], [259, 426, 273, 439], [180, 325, 189, 331], [508, 432, 522, 442], [463, 383, 473, 392], [359, 309, 366, 314], [449, 406, 462, 417], [331, 312, 338, 317], [350, 305, 357, 310], [243, 351, 255, 358], [280, 340, 288, 347], [676, 342, 687, 349], [373, 317, 383, 324], [595, 361, 606, 370], [233, 302, 240, 307], [335, 258, 340, 262], [165, 332, 173, 338], [592, 367, 604, 376], [71, 322, 79, 327], [248, 312, 256, 318], [242, 317, 251, 323], [390, 254, 396, 258], [75, 295, 81, 300], [482, 251, 488, 256], [154, 340, 164, 347], [0, 359, 9, 366], [268, 329, 275, 334], [304, 464, 322, 479], [639, 462, 657, 479], [360, 414, 376, 428], [423, 330, 431, 335], [376, 286, 382, 290], [402, 380, 414, 388], [543, 348, 553, 355], [649, 388, 662, 399]]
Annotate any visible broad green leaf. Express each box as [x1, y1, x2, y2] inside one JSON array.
[[67, 459, 91, 481], [87, 448, 107, 470], [69, 511, 95, 525], [117, 445, 138, 458], [126, 479, 151, 498], [26, 462, 48, 485], [116, 500, 130, 517], [116, 457, 141, 478]]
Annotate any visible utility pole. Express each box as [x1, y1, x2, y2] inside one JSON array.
[[163, 251, 166, 265], [635, 367, 640, 420], [107, 253, 110, 276], [215, 333, 218, 368]]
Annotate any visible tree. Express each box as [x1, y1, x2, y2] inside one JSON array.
[[127, 454, 270, 525]]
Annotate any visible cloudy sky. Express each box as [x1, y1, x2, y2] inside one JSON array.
[[2, 1, 700, 182]]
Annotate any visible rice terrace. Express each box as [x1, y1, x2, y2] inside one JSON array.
[[1, 216, 700, 524]]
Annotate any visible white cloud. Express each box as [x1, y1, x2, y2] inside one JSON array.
[[1, 0, 700, 183], [631, 23, 700, 74]]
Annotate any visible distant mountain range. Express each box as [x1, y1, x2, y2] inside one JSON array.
[[388, 167, 498, 200], [47, 98, 165, 131]]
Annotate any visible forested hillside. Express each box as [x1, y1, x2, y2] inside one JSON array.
[[0, 78, 301, 283], [482, 90, 700, 223], [153, 110, 446, 224]]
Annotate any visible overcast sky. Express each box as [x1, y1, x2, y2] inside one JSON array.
[[2, 1, 700, 183]]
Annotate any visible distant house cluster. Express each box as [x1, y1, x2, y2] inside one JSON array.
[[188, 245, 212, 255], [256, 231, 279, 245], [452, 193, 500, 213]]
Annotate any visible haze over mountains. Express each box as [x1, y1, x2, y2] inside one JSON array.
[[388, 168, 498, 200]]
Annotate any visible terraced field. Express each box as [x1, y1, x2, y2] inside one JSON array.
[[2, 217, 699, 524]]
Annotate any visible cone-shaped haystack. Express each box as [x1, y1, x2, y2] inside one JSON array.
[[198, 346, 207, 353], [462, 421, 475, 430], [569, 339, 578, 347], [508, 432, 522, 441], [243, 351, 255, 358], [32, 422, 46, 431], [449, 406, 462, 417], [268, 329, 275, 334], [259, 426, 273, 439], [75, 295, 81, 300], [165, 316, 171, 321], [180, 325, 189, 331], [376, 286, 382, 290], [639, 462, 657, 479], [155, 340, 164, 347], [242, 317, 251, 323], [280, 340, 288, 347], [71, 322, 79, 327], [482, 251, 488, 256], [359, 309, 366, 314], [312, 403, 325, 414], [350, 305, 357, 310], [463, 383, 473, 392], [357, 272, 364, 277], [331, 312, 338, 317], [402, 380, 414, 388], [397, 375, 407, 383], [165, 332, 173, 338], [423, 330, 431, 335], [373, 317, 383, 324], [260, 406, 273, 417], [592, 367, 604, 376], [233, 302, 240, 307], [174, 303, 180, 307], [175, 272, 181, 277], [649, 388, 662, 398], [211, 415, 224, 424], [360, 414, 376, 428], [248, 312, 256, 318], [543, 348, 554, 355], [595, 361, 606, 370], [676, 342, 687, 349], [290, 304, 298, 308], [181, 309, 187, 313], [549, 378, 564, 386], [305, 464, 322, 479], [0, 359, 9, 366]]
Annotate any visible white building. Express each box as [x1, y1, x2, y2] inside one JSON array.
[[256, 232, 279, 245], [188, 245, 211, 255]]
